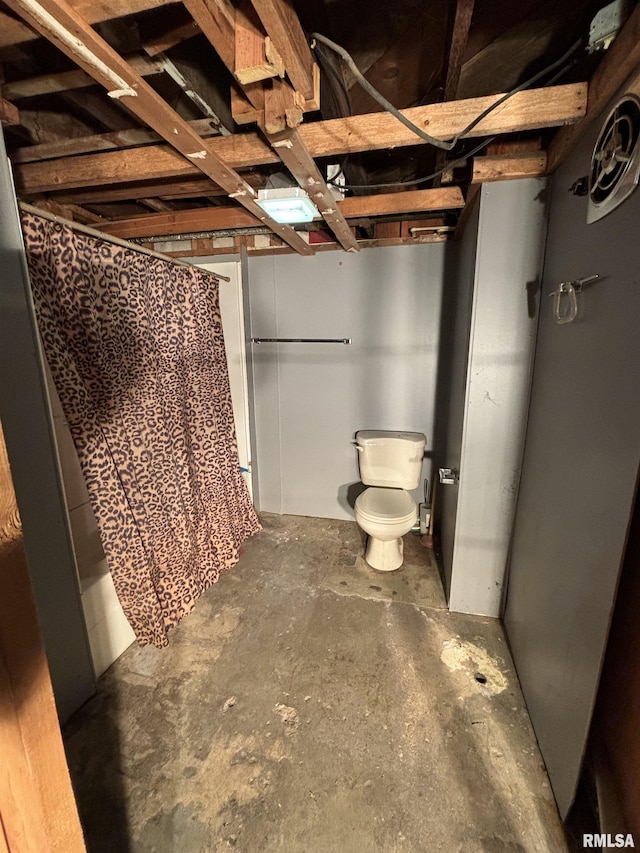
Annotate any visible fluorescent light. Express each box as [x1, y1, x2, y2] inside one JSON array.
[[256, 187, 320, 223]]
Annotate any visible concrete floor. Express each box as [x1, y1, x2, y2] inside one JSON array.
[[64, 514, 569, 853]]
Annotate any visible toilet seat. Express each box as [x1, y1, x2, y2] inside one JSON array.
[[355, 487, 416, 524]]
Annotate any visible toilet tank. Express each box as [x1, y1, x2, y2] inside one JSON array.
[[355, 430, 426, 489]]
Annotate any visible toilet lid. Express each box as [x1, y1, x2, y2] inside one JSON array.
[[356, 487, 416, 522]]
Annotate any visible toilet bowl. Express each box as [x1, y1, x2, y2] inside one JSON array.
[[355, 486, 418, 572]]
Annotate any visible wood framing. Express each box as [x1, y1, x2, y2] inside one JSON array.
[[471, 152, 547, 183], [547, 2, 640, 172], [14, 83, 587, 195], [249, 0, 316, 100], [235, 0, 284, 83], [443, 0, 475, 100], [181, 0, 236, 78], [0, 421, 85, 853], [0, 97, 19, 126], [0, 0, 175, 47], [98, 186, 466, 239], [4, 0, 313, 255]]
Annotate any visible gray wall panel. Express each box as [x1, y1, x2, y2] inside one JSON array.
[[505, 125, 640, 816], [248, 245, 445, 519]]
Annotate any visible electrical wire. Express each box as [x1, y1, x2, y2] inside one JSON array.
[[330, 136, 496, 191], [317, 45, 580, 190], [310, 32, 583, 152]]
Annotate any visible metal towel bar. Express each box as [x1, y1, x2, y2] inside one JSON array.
[[251, 337, 352, 344]]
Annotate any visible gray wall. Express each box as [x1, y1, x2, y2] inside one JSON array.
[[248, 244, 446, 519], [448, 179, 547, 617], [505, 123, 640, 816], [0, 139, 95, 722]]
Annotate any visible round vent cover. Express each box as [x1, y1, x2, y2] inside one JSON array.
[[588, 95, 640, 223]]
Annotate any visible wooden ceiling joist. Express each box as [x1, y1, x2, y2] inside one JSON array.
[[471, 152, 547, 183], [0, 0, 176, 48], [547, 1, 640, 173], [97, 186, 466, 239], [249, 0, 317, 102], [12, 118, 222, 164], [4, 0, 313, 255], [264, 124, 359, 252], [14, 83, 587, 195]]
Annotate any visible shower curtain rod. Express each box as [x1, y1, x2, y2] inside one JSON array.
[[18, 202, 231, 282]]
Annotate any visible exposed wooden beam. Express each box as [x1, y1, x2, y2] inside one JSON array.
[[265, 124, 359, 252], [235, 0, 284, 84], [97, 186, 466, 239], [12, 118, 222, 164], [443, 0, 475, 101], [249, 0, 316, 100], [0, 0, 176, 48], [52, 177, 240, 204], [0, 97, 19, 126], [547, 2, 640, 173], [471, 152, 547, 183], [138, 197, 176, 212], [181, 0, 236, 73], [4, 0, 313, 256], [339, 187, 465, 217], [142, 19, 201, 57], [2, 54, 161, 99], [14, 83, 587, 195]]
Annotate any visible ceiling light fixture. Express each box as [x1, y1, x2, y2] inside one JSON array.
[[256, 187, 320, 224]]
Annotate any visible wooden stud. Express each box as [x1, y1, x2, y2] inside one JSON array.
[[4, 0, 313, 255], [547, 1, 640, 172], [0, 421, 86, 852], [263, 78, 304, 134]]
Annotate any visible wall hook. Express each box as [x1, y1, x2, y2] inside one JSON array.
[[549, 274, 601, 324]]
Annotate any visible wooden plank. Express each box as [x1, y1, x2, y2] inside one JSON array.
[[54, 177, 227, 203], [101, 205, 260, 237], [98, 187, 466, 239], [14, 83, 587, 195], [250, 0, 315, 99], [181, 0, 236, 73], [142, 19, 201, 56], [0, 97, 19, 126], [0, 421, 85, 852], [0, 0, 175, 48], [547, 1, 640, 172], [2, 54, 161, 99], [471, 152, 547, 182], [340, 187, 465, 217], [263, 77, 304, 134], [444, 0, 475, 100], [235, 0, 284, 84], [13, 118, 222, 164], [265, 125, 359, 251], [4, 0, 313, 256]]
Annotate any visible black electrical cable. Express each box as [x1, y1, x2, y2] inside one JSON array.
[[328, 136, 497, 191], [323, 53, 580, 190], [310, 32, 583, 153]]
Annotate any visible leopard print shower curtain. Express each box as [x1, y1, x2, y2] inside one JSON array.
[[22, 212, 261, 647]]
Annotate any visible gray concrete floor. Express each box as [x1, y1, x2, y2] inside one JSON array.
[[64, 514, 569, 853]]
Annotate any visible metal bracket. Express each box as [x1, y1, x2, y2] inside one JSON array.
[[438, 467, 459, 485]]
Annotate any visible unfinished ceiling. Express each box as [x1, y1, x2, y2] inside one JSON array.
[[0, 0, 638, 256]]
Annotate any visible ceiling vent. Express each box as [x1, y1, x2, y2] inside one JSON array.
[[587, 94, 640, 223]]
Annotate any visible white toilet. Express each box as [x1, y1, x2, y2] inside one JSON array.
[[353, 430, 427, 572]]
